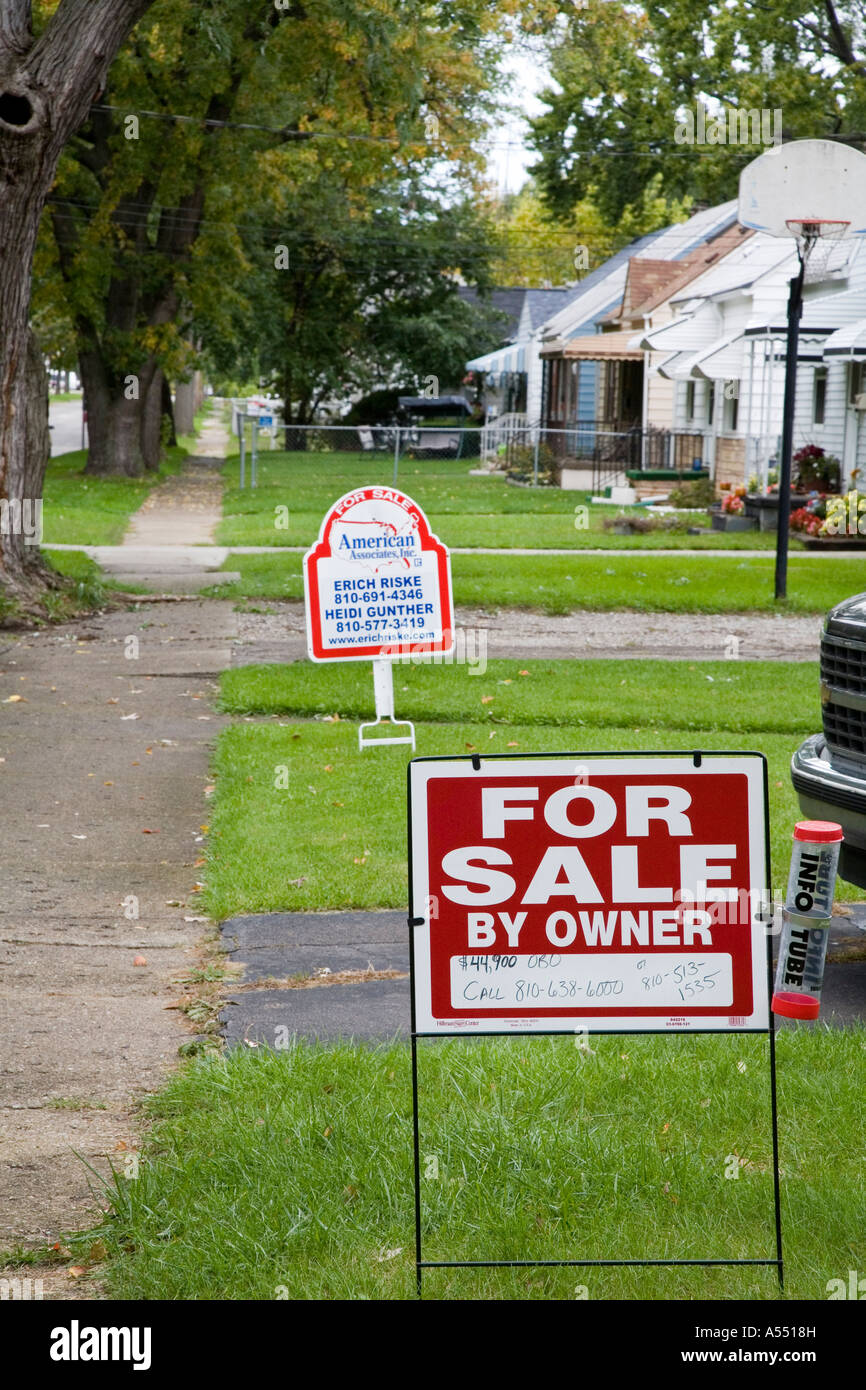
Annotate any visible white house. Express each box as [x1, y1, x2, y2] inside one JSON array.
[[639, 226, 866, 488]]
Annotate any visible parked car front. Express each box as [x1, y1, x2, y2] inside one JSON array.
[[792, 592, 866, 888]]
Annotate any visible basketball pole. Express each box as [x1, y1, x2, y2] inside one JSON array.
[[774, 256, 806, 601]]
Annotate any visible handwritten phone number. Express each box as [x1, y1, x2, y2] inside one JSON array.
[[458, 954, 722, 1003]]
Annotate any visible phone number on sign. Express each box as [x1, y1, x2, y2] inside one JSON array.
[[449, 952, 734, 1010], [331, 616, 432, 634]]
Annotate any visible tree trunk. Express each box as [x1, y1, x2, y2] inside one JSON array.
[[78, 353, 146, 478], [140, 366, 164, 471], [0, 0, 156, 610], [174, 376, 196, 437], [162, 375, 177, 448]]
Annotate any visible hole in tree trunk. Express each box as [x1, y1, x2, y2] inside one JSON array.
[[0, 92, 34, 127]]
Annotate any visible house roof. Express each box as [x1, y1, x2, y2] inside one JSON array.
[[458, 285, 585, 347], [457, 286, 527, 342], [606, 225, 755, 329], [522, 287, 585, 333], [538, 201, 741, 349]]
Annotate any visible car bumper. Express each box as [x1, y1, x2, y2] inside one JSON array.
[[791, 733, 866, 887]]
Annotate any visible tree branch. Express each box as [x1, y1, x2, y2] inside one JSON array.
[[28, 0, 154, 148], [0, 1, 32, 55]]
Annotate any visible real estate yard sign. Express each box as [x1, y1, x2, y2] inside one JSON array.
[[407, 751, 782, 1293], [409, 753, 771, 1034], [304, 486, 454, 662]]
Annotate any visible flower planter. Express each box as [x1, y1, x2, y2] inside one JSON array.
[[744, 493, 812, 531], [711, 510, 757, 533], [802, 535, 866, 551]]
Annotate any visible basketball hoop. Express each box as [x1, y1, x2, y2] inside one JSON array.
[[785, 218, 850, 282]]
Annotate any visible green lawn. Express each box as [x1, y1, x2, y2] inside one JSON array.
[[82, 1031, 866, 1301], [218, 657, 821, 735], [68, 655, 865, 1303], [204, 656, 850, 919], [205, 720, 820, 918], [41, 446, 186, 546], [216, 447, 786, 551], [208, 548, 862, 614]]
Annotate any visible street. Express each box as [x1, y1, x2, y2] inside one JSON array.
[[49, 396, 84, 456]]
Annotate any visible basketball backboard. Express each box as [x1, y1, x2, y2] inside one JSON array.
[[738, 138, 866, 238]]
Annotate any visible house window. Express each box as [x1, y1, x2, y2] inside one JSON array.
[[813, 368, 827, 425], [849, 361, 866, 405], [707, 382, 715, 426], [685, 380, 695, 421]]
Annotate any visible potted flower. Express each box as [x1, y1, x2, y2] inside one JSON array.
[[792, 444, 841, 493], [711, 489, 757, 532]]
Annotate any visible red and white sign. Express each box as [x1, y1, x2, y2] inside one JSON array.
[[409, 754, 769, 1033], [304, 486, 454, 662]]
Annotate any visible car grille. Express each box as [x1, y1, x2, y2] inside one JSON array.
[[821, 637, 866, 692], [823, 703, 866, 755], [822, 633, 866, 757]]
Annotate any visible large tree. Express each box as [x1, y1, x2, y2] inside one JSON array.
[[203, 186, 507, 423], [39, 0, 533, 476], [0, 0, 154, 609]]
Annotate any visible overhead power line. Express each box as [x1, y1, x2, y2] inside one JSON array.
[[86, 102, 786, 159]]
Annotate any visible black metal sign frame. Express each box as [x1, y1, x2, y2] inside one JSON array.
[[406, 749, 783, 1298]]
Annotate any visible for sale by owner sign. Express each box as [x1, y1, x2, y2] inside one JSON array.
[[409, 753, 770, 1033], [304, 486, 454, 662]]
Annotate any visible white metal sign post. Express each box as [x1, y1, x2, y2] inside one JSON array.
[[303, 486, 455, 750]]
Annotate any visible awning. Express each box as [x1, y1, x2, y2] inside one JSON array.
[[693, 331, 745, 380], [823, 318, 866, 360], [551, 329, 644, 362], [655, 331, 744, 381], [466, 343, 526, 373]]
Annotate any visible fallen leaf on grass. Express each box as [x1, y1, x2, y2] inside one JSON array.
[[374, 1247, 402, 1263], [133, 955, 147, 967], [2, 694, 26, 703], [67, 1266, 86, 1279]]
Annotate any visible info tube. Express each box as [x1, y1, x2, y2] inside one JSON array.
[[772, 821, 842, 1020]]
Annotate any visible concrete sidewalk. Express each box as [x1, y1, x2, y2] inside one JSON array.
[[94, 412, 237, 591], [0, 600, 237, 1255]]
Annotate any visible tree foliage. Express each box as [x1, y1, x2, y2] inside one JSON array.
[[485, 177, 690, 286], [530, 0, 866, 222]]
